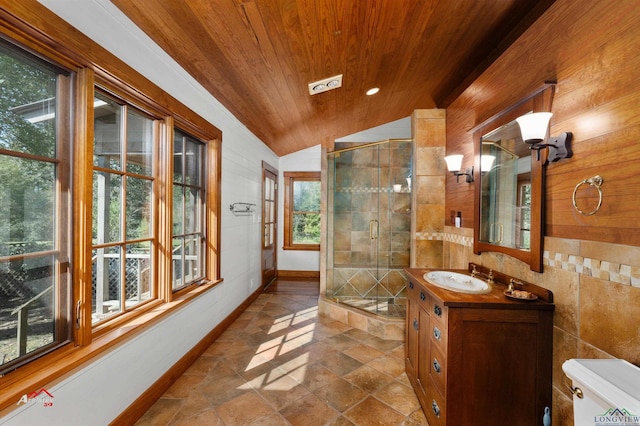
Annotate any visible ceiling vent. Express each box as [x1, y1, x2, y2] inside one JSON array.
[[308, 74, 343, 95]]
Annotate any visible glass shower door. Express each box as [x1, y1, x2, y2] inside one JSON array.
[[327, 139, 412, 317], [376, 141, 412, 316]]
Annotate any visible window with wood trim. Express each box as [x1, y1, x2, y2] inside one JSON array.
[[91, 91, 158, 324], [0, 16, 222, 410], [283, 172, 321, 250], [172, 128, 206, 291], [0, 41, 72, 374]]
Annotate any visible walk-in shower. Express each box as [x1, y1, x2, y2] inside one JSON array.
[[326, 139, 412, 318]]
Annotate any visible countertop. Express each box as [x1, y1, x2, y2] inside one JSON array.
[[404, 267, 555, 311]]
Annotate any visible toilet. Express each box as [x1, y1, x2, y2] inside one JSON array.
[[563, 359, 640, 425]]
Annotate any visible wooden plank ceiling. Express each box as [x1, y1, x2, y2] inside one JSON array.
[[112, 0, 555, 156]]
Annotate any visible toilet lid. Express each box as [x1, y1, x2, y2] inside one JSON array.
[[563, 359, 640, 411]]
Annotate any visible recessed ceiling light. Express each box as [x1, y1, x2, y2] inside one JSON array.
[[366, 87, 380, 96], [308, 74, 343, 95]]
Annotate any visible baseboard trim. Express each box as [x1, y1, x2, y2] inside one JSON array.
[[277, 270, 320, 278], [110, 286, 263, 425]]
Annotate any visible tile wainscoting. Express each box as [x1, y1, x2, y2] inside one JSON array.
[[441, 226, 640, 425]]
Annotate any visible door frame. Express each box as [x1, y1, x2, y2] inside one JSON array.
[[261, 161, 278, 288]]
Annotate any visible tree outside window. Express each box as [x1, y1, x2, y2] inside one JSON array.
[[283, 172, 320, 250], [0, 43, 72, 373]]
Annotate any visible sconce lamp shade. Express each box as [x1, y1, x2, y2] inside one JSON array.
[[516, 111, 572, 163], [444, 155, 464, 172], [481, 155, 496, 172], [444, 154, 474, 183], [516, 112, 553, 143]]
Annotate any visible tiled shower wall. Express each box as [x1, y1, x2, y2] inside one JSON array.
[[326, 141, 412, 310], [442, 225, 640, 425], [328, 267, 408, 304], [330, 143, 412, 268], [411, 109, 446, 269]]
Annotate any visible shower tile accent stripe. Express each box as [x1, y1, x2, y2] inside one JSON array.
[[414, 232, 444, 241], [336, 186, 411, 193], [414, 231, 473, 248]]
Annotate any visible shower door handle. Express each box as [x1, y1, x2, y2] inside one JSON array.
[[369, 220, 379, 240]]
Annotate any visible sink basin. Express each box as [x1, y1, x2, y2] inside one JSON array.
[[423, 271, 491, 294]]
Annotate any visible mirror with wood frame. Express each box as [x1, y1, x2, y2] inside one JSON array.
[[473, 85, 555, 272]]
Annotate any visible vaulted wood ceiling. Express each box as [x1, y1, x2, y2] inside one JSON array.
[[112, 0, 555, 156]]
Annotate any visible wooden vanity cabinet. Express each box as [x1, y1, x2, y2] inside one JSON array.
[[404, 268, 554, 426]]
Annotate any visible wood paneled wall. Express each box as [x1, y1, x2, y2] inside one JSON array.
[[445, 0, 640, 246]]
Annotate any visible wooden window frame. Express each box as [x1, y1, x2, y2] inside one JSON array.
[[0, 9, 223, 414], [91, 90, 160, 329], [170, 127, 207, 292], [0, 43, 73, 376], [283, 172, 321, 251], [86, 80, 223, 333]]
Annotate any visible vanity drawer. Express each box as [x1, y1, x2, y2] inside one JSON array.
[[430, 320, 448, 353], [414, 284, 432, 313], [417, 287, 432, 311], [425, 377, 446, 426], [430, 298, 448, 325], [408, 279, 432, 311], [406, 279, 421, 300], [429, 340, 447, 394]]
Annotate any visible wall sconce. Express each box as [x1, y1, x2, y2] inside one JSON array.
[[444, 154, 474, 183], [515, 112, 572, 163]]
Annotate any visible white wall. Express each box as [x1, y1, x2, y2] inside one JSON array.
[[335, 116, 411, 142], [277, 145, 322, 272], [1, 2, 278, 425]]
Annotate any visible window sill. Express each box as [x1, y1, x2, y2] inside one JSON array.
[[283, 244, 320, 251], [0, 278, 223, 414]]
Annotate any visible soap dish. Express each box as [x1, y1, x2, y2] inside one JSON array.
[[504, 290, 538, 301]]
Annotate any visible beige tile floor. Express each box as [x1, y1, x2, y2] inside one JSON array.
[[135, 292, 428, 425]]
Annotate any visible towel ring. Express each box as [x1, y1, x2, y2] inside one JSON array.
[[572, 175, 603, 216]]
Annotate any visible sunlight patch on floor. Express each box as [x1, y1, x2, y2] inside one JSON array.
[[241, 305, 316, 391], [256, 335, 285, 354], [268, 307, 318, 333]]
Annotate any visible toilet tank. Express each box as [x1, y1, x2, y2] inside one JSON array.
[[563, 359, 640, 426]]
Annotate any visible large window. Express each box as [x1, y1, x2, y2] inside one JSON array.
[[92, 92, 156, 324], [0, 21, 221, 412], [172, 128, 205, 291], [0, 42, 71, 374], [283, 172, 321, 250]]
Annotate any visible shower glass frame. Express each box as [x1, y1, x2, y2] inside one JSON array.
[[326, 139, 412, 318]]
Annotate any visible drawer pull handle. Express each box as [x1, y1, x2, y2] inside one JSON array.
[[433, 358, 441, 374], [434, 304, 442, 317], [433, 326, 441, 340], [420, 292, 426, 301], [432, 400, 441, 418], [409, 282, 414, 289], [413, 318, 419, 331]]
